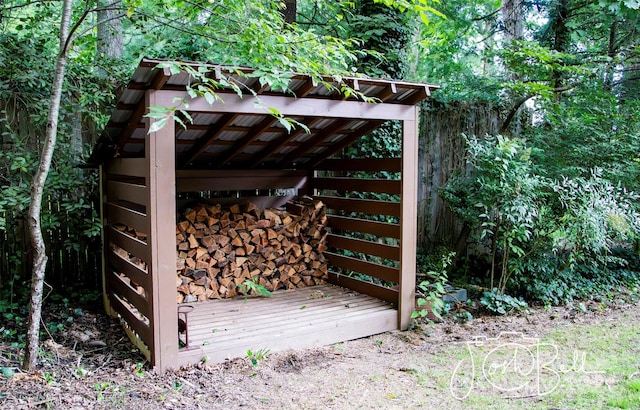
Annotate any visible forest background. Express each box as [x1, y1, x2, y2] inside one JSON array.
[[1, 0, 640, 369]]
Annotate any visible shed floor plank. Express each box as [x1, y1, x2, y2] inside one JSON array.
[[176, 284, 396, 365]]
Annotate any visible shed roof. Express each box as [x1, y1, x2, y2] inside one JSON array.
[[91, 58, 438, 169]]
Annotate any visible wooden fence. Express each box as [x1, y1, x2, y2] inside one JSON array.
[[417, 100, 501, 253], [0, 198, 102, 292]]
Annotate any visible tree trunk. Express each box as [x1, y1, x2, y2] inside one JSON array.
[[501, 0, 523, 42], [549, 0, 570, 92], [22, 0, 72, 372], [97, 0, 123, 62], [281, 0, 297, 24], [603, 19, 618, 92]]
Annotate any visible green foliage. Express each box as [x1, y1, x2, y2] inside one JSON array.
[[443, 134, 640, 303], [412, 251, 453, 321], [246, 348, 269, 367], [480, 288, 528, 315], [125, 0, 363, 77], [239, 279, 272, 297], [527, 85, 640, 193], [441, 134, 546, 293]]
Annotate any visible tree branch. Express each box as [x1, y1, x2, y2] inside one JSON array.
[[499, 85, 575, 134]]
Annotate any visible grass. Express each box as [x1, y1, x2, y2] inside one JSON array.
[[409, 309, 640, 409]]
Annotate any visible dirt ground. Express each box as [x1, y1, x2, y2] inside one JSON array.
[[1, 294, 638, 409]]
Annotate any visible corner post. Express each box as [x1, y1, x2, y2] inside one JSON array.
[[145, 90, 178, 371], [99, 164, 113, 315], [399, 108, 419, 329]]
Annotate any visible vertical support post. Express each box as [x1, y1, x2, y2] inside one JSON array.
[[398, 109, 419, 330], [145, 90, 178, 371], [99, 164, 113, 315]]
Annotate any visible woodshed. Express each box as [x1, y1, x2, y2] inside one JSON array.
[[89, 58, 438, 371]]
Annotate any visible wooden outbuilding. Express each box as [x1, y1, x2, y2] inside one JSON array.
[[91, 58, 438, 371]]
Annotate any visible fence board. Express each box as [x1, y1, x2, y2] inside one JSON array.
[[106, 158, 148, 178], [177, 176, 308, 192], [106, 270, 151, 319], [315, 158, 401, 172], [109, 293, 153, 348], [106, 226, 149, 262], [107, 180, 148, 206], [106, 249, 150, 289], [105, 202, 148, 234]]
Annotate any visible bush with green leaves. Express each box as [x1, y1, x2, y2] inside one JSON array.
[[412, 251, 453, 322], [441, 134, 547, 294], [480, 289, 528, 315], [442, 134, 640, 304]]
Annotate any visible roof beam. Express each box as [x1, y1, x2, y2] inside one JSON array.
[[153, 90, 417, 121], [116, 99, 146, 147], [376, 83, 397, 102], [115, 69, 172, 146], [292, 77, 318, 97]]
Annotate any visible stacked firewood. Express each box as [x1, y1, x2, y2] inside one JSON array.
[[175, 197, 328, 303]]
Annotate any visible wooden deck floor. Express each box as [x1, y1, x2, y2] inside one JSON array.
[[176, 284, 397, 365]]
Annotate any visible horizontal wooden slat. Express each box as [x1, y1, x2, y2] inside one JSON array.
[[327, 215, 400, 239], [328, 272, 398, 304], [315, 158, 401, 172], [106, 158, 147, 178], [325, 251, 399, 283], [109, 293, 153, 348], [177, 195, 296, 211], [106, 226, 149, 262], [106, 270, 151, 319], [175, 284, 397, 365], [105, 202, 148, 233], [327, 234, 400, 261], [106, 250, 150, 289], [317, 195, 401, 217], [176, 169, 309, 178], [107, 180, 148, 206], [177, 176, 308, 192], [187, 296, 386, 338], [314, 177, 400, 195]]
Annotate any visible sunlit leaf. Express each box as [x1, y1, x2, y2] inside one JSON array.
[[148, 117, 168, 133]]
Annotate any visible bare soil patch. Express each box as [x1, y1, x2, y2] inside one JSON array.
[[1, 294, 638, 409]]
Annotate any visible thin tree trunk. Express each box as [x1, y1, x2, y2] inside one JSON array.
[[22, 0, 73, 372], [97, 0, 123, 75]]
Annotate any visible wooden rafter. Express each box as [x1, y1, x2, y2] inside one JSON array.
[[115, 68, 172, 147], [247, 117, 322, 168], [178, 113, 238, 168], [292, 77, 317, 97], [216, 116, 279, 168], [278, 119, 351, 168], [307, 120, 386, 168]]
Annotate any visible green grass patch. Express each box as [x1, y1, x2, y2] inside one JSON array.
[[410, 309, 640, 409]]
